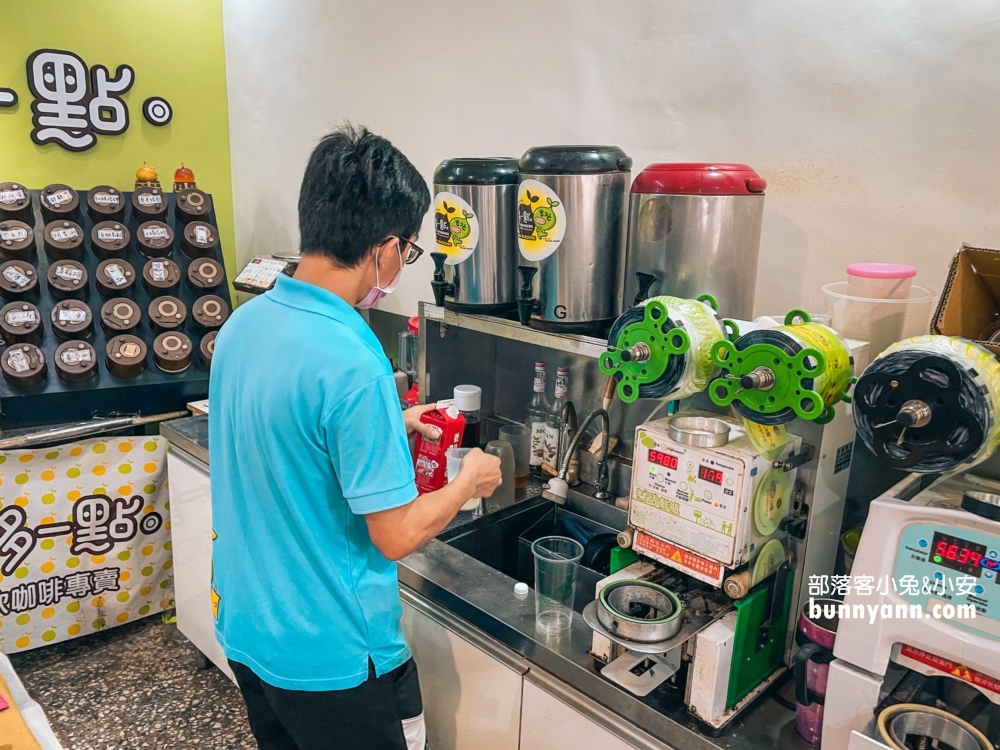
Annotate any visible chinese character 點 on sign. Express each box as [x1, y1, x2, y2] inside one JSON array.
[[20, 48, 171, 152]]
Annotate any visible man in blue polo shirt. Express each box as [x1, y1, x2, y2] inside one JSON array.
[[209, 125, 501, 750]]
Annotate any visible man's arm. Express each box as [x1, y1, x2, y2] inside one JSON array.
[[365, 448, 501, 561]]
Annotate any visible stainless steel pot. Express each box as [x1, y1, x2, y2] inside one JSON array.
[[623, 163, 766, 320], [516, 146, 631, 334], [430, 158, 519, 313], [596, 580, 682, 643]]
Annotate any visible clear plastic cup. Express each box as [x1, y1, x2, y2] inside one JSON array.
[[823, 282, 937, 360], [446, 447, 480, 511], [484, 440, 515, 510], [532, 535, 584, 634], [499, 425, 531, 489]]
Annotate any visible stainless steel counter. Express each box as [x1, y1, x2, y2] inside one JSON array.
[[160, 415, 209, 464], [159, 415, 808, 750]]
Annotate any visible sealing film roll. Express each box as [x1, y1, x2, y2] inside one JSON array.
[[754, 466, 791, 537], [853, 335, 1000, 473], [752, 539, 786, 587], [599, 295, 735, 404], [709, 310, 854, 425]]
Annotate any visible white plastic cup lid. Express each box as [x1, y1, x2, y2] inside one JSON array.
[[514, 582, 529, 596], [453, 384, 482, 412]]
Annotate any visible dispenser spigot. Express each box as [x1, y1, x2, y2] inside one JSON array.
[[517, 266, 540, 327], [430, 252, 454, 308], [633, 272, 657, 306]]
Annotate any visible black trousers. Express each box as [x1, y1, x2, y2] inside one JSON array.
[[229, 658, 427, 750]]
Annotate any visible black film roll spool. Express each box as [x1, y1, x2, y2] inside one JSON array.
[[854, 350, 991, 473]]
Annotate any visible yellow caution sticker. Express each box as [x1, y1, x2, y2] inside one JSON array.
[[743, 418, 787, 461]]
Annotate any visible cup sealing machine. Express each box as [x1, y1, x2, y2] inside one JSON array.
[[587, 305, 868, 733], [821, 335, 1000, 750], [822, 472, 1000, 750]]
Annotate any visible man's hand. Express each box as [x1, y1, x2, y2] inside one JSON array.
[[457, 448, 503, 498], [403, 403, 441, 440], [364, 448, 502, 562]]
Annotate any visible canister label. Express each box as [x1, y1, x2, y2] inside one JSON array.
[[517, 179, 565, 261], [433, 192, 479, 265]]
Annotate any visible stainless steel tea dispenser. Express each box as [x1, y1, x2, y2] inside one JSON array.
[[430, 158, 519, 314], [623, 163, 766, 319], [515, 145, 631, 333]]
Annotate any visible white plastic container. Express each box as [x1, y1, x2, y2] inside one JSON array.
[[845, 262, 916, 300]]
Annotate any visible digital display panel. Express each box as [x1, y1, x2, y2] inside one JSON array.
[[698, 464, 724, 485], [930, 531, 986, 577], [648, 449, 679, 470]]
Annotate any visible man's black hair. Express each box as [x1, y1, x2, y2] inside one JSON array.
[[298, 124, 430, 267]]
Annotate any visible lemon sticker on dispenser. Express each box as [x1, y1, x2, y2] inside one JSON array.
[[517, 179, 566, 261], [743, 418, 788, 461], [433, 192, 480, 265], [752, 539, 786, 586], [754, 466, 790, 536]]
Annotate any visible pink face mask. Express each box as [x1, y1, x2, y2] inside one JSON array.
[[356, 245, 403, 309]]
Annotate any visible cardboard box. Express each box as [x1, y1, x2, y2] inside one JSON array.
[[932, 244, 1000, 357]]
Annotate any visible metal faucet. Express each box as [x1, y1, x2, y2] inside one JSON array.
[[542, 408, 611, 504], [561, 401, 580, 485]]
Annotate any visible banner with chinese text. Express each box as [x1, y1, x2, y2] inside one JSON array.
[[0, 436, 172, 653]]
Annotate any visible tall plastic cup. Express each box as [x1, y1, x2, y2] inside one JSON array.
[[484, 440, 515, 510], [499, 425, 531, 489], [446, 447, 480, 512], [532, 535, 584, 634]]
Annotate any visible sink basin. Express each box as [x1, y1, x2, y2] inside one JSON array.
[[438, 495, 621, 615]]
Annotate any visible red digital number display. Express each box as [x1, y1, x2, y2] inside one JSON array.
[[931, 532, 986, 577], [698, 465, 724, 485], [648, 450, 678, 470]]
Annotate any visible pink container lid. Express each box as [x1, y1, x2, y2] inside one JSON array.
[[846, 263, 917, 279]]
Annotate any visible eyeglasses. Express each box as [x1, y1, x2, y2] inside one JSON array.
[[382, 235, 424, 265]]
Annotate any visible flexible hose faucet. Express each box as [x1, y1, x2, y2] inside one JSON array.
[[542, 409, 610, 504]]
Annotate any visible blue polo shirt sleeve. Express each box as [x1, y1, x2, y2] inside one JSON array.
[[325, 374, 417, 515]]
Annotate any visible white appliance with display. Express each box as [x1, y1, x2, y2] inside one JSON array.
[[629, 412, 803, 587], [823, 473, 1000, 750]]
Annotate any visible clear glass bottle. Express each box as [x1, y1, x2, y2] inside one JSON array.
[[543, 366, 568, 473], [525, 362, 550, 473]]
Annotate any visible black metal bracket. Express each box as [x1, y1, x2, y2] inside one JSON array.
[[756, 563, 790, 651], [772, 444, 814, 472]]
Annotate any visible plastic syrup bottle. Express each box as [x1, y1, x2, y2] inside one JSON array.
[[543, 366, 568, 473], [525, 362, 550, 475]]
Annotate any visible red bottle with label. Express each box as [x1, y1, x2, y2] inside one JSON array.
[[413, 404, 465, 494]]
